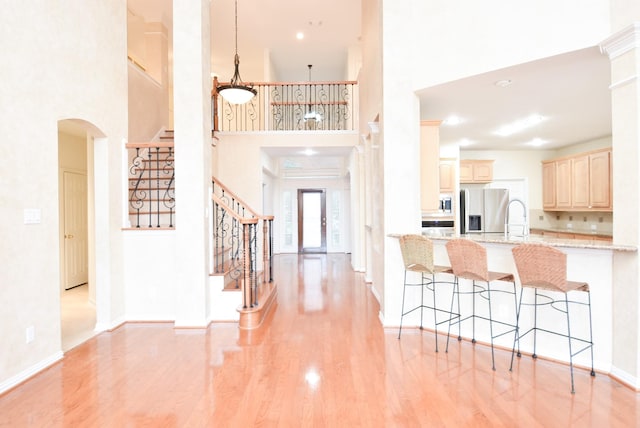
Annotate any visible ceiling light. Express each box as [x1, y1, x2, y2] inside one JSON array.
[[296, 32, 304, 40], [458, 138, 474, 147], [494, 114, 545, 137], [302, 148, 316, 156], [526, 138, 548, 147], [217, 0, 257, 105], [444, 115, 462, 126], [304, 64, 322, 124]]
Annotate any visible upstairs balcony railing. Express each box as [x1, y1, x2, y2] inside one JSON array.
[[212, 78, 358, 132]]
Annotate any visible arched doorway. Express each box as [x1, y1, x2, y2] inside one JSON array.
[[58, 119, 104, 351]]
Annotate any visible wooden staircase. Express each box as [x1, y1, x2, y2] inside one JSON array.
[[125, 131, 277, 329], [211, 177, 277, 329]]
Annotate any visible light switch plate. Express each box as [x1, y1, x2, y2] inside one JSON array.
[[24, 208, 41, 224]]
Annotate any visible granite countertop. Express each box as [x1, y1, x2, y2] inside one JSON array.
[[388, 232, 636, 252], [529, 227, 613, 238], [433, 232, 634, 251]]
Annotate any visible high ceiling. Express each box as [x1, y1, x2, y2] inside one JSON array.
[[419, 47, 612, 151], [127, 0, 613, 156]]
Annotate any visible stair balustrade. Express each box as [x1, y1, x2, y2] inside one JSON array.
[[212, 78, 358, 132], [212, 176, 274, 309], [126, 141, 175, 228]]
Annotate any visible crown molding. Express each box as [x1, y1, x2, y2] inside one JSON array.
[[600, 22, 640, 60]]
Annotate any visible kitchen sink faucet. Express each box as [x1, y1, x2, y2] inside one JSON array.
[[505, 198, 529, 238]]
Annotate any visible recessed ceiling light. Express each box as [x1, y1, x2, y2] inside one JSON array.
[[458, 138, 474, 147], [494, 79, 512, 88], [302, 148, 316, 156], [526, 138, 548, 147], [296, 32, 304, 40], [494, 114, 545, 137], [444, 115, 462, 126]]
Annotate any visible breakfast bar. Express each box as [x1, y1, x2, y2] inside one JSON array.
[[390, 232, 636, 375]]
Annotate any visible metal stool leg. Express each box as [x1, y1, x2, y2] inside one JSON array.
[[471, 280, 477, 343], [486, 280, 496, 370], [565, 293, 576, 394], [510, 288, 525, 371], [446, 278, 459, 352], [587, 291, 595, 377], [419, 273, 425, 330], [398, 270, 408, 339], [431, 273, 440, 352], [532, 288, 538, 359]]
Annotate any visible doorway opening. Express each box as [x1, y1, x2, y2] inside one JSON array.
[[58, 119, 100, 351], [297, 189, 326, 253]]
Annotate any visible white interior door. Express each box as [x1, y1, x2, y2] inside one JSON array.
[[63, 171, 88, 290]]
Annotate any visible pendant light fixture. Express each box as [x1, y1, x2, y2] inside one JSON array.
[[303, 64, 322, 122], [217, 0, 256, 105]]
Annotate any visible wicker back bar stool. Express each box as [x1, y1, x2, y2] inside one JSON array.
[[445, 238, 519, 370], [510, 243, 595, 393], [397, 234, 457, 352]]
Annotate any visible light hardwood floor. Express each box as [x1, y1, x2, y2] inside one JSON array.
[[61, 284, 96, 351], [1, 253, 639, 427]]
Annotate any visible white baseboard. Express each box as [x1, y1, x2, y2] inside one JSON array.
[[0, 351, 63, 395], [610, 365, 639, 390]]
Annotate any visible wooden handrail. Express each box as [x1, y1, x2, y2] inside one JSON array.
[[215, 80, 358, 87], [211, 194, 258, 224], [126, 142, 175, 149], [212, 176, 261, 218]]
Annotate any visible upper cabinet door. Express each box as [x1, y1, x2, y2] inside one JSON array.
[[571, 155, 590, 209], [555, 159, 572, 209], [542, 148, 612, 212], [439, 160, 455, 193], [460, 160, 493, 183], [459, 162, 473, 182], [589, 150, 611, 208], [542, 161, 556, 209]]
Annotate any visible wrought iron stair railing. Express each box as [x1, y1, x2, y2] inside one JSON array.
[[126, 141, 175, 228], [212, 176, 274, 309], [212, 78, 358, 132]]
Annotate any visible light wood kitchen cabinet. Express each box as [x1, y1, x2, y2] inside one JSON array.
[[460, 160, 493, 183], [439, 159, 456, 193], [571, 155, 590, 209], [555, 158, 572, 209], [542, 148, 611, 212], [589, 150, 612, 208], [420, 120, 441, 212], [542, 161, 556, 208]]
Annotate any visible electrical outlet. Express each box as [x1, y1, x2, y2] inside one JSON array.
[[26, 326, 34, 344], [567, 223, 573, 229], [591, 224, 597, 231]]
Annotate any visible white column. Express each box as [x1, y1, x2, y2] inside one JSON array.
[[173, 0, 211, 327], [601, 23, 640, 388], [380, 1, 422, 324]]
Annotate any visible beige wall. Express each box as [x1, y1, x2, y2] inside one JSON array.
[[215, 133, 358, 211], [0, 1, 128, 388]]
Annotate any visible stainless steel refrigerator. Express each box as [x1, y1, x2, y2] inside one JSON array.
[[460, 188, 509, 233]]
